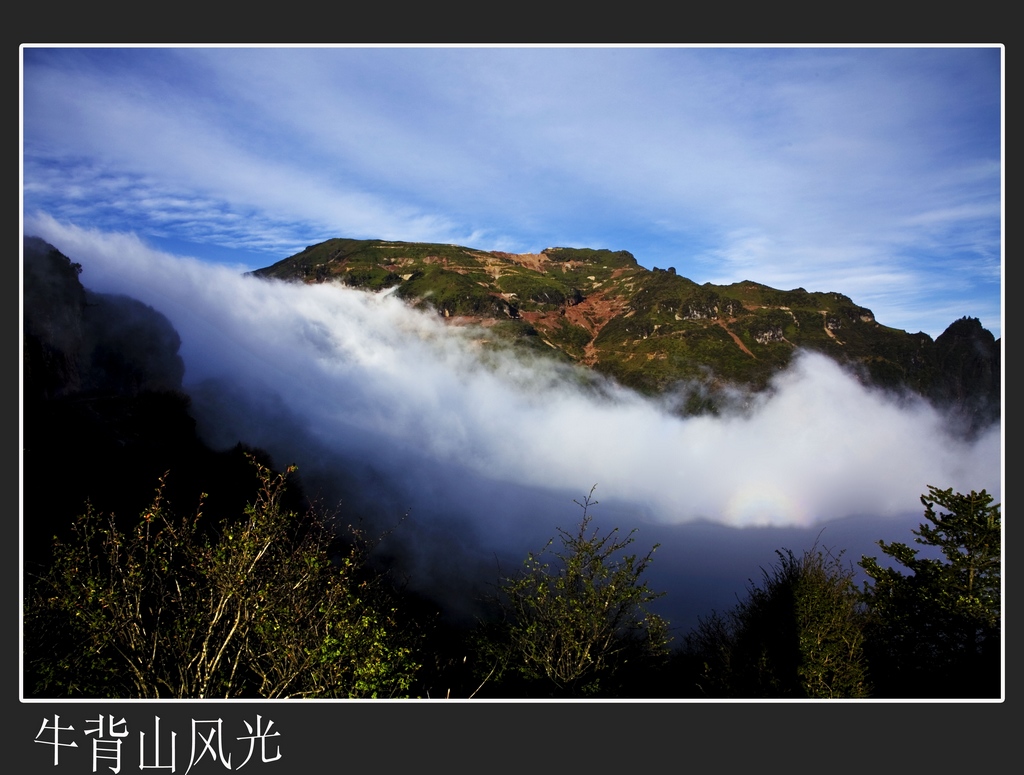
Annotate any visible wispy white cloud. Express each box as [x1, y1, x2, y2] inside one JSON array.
[[22, 45, 1001, 338], [29, 214, 1000, 528], [24, 216, 1002, 628]]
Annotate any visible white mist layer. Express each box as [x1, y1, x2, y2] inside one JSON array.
[[28, 216, 1002, 533]]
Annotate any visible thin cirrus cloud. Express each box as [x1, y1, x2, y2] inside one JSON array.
[[22, 45, 1001, 342]]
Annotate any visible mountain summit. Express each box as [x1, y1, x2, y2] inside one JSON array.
[[253, 238, 1000, 432]]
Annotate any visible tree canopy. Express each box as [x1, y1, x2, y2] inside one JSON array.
[[682, 543, 870, 698], [471, 487, 671, 697], [24, 458, 422, 699], [859, 486, 1001, 698]]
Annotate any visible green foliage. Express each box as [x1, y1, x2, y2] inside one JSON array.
[[763, 287, 814, 309], [594, 323, 769, 396], [627, 269, 701, 318], [859, 486, 1001, 697], [740, 308, 794, 340], [24, 458, 421, 699], [396, 265, 510, 318], [684, 544, 870, 698], [495, 272, 571, 308], [544, 247, 639, 269], [339, 264, 402, 291], [473, 488, 670, 697], [592, 309, 657, 347], [251, 238, 374, 281], [487, 319, 541, 341], [545, 319, 593, 359], [366, 241, 477, 264]]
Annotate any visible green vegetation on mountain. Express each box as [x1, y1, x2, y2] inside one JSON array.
[[252, 237, 1000, 429]]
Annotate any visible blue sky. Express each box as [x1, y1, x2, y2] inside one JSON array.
[[19, 45, 1004, 639], [21, 45, 1002, 339]]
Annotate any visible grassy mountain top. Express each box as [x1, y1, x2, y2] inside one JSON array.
[[253, 238, 999, 428]]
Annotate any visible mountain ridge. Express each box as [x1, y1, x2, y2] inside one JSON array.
[[252, 237, 1000, 432]]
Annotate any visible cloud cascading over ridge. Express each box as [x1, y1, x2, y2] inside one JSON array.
[[27, 217, 1000, 531]]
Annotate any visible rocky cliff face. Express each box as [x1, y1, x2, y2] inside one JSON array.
[[23, 237, 90, 399], [21, 238, 272, 567], [930, 316, 1002, 434], [23, 237, 186, 401]]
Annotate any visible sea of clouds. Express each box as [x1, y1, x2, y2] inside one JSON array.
[[24, 215, 1003, 631]]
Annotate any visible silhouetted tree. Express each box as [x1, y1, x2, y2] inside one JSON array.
[[684, 544, 869, 698], [860, 486, 1001, 698]]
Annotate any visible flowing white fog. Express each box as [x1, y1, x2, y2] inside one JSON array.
[[27, 217, 1003, 633]]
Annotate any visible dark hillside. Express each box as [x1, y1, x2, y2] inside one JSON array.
[[22, 238, 293, 568]]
